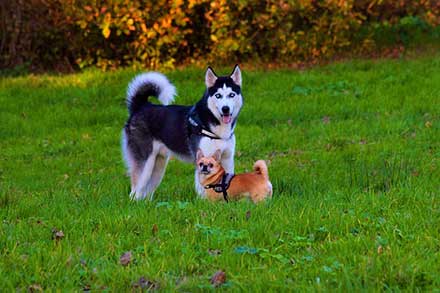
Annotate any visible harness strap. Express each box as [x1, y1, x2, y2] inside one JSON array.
[[187, 106, 234, 140], [188, 116, 221, 140], [204, 173, 235, 202]]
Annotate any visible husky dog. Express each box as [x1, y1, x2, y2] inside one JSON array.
[[122, 65, 243, 200]]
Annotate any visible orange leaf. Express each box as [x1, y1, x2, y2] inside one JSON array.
[[102, 26, 111, 38], [141, 23, 147, 33]]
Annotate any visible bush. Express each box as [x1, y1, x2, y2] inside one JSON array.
[[0, 0, 76, 72], [1, 0, 439, 71]]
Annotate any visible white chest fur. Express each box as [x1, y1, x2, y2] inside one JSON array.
[[211, 122, 234, 140], [198, 135, 235, 158]]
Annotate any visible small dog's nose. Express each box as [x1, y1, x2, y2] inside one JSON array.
[[222, 106, 230, 114]]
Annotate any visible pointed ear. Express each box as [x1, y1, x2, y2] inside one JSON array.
[[213, 149, 222, 162], [205, 67, 218, 88], [196, 149, 204, 161], [230, 64, 241, 86]]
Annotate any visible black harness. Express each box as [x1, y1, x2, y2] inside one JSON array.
[[204, 173, 235, 202], [187, 106, 234, 140]]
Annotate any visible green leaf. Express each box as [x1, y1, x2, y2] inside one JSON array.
[[234, 246, 258, 255]]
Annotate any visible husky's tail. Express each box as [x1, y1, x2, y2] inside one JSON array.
[[253, 160, 269, 181], [126, 72, 176, 115]]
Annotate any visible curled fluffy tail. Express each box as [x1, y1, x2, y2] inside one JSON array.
[[253, 160, 269, 181], [126, 72, 176, 115]]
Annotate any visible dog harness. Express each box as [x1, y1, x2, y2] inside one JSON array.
[[188, 106, 234, 140], [204, 173, 235, 202]]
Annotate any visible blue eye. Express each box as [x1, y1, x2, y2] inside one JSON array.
[[228, 93, 235, 98], [215, 93, 222, 99]]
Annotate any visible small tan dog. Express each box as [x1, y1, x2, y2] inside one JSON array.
[[196, 149, 273, 203]]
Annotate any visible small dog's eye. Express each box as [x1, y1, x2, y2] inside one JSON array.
[[199, 163, 203, 167], [215, 93, 222, 99], [228, 93, 235, 98], [208, 163, 213, 168]]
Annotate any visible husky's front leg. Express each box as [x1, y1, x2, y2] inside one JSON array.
[[194, 169, 206, 198], [221, 138, 235, 174], [221, 151, 234, 174]]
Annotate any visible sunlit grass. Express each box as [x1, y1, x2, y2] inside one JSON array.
[[0, 56, 439, 290]]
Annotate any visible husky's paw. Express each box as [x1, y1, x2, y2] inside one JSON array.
[[130, 191, 146, 201]]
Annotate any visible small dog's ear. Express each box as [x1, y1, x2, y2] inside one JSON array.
[[196, 149, 204, 161], [230, 64, 241, 86], [213, 149, 222, 162], [205, 67, 218, 88]]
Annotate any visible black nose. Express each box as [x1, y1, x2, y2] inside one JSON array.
[[202, 166, 208, 172], [222, 106, 230, 114]]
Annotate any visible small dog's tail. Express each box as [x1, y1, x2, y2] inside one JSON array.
[[126, 72, 176, 115], [253, 160, 269, 181]]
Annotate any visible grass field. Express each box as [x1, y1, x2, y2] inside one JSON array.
[[1, 55, 439, 291]]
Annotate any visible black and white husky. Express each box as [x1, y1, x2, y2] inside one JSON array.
[[122, 65, 243, 200]]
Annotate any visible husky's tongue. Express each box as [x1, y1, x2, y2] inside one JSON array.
[[222, 115, 232, 124]]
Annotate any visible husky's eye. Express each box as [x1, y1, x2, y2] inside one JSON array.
[[208, 163, 213, 168], [228, 93, 235, 98], [215, 93, 222, 99]]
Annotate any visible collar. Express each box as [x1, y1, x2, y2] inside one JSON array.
[[188, 106, 234, 140], [204, 173, 235, 202]]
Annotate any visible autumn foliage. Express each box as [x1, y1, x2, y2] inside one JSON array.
[[1, 0, 439, 71]]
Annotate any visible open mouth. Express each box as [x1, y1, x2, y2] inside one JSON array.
[[201, 170, 211, 175], [221, 114, 232, 124]]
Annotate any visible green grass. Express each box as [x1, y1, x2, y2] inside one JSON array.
[[1, 55, 439, 291]]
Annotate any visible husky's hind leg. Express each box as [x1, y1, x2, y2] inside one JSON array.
[[144, 153, 169, 200], [122, 130, 144, 197], [131, 153, 157, 200]]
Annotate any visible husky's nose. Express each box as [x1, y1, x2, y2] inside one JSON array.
[[221, 106, 230, 115]]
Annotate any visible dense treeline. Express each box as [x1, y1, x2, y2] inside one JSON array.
[[1, 0, 439, 72]]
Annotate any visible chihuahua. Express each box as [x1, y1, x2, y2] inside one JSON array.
[[196, 149, 272, 203]]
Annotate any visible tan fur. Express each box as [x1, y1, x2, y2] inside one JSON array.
[[196, 150, 272, 203]]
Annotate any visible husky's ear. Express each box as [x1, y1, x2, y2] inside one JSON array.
[[196, 149, 204, 161], [230, 64, 241, 86], [213, 149, 222, 162], [205, 67, 218, 88]]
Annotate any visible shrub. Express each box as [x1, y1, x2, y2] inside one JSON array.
[[0, 0, 76, 72], [1, 0, 439, 71]]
